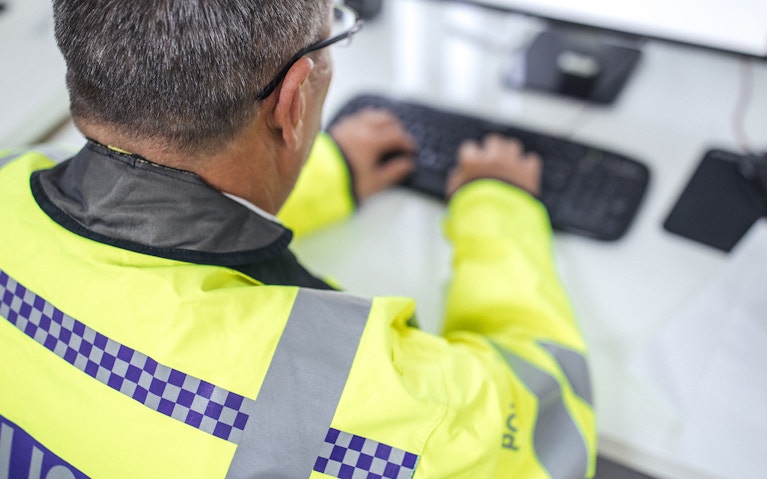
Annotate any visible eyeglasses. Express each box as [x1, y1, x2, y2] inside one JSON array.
[[255, 2, 364, 101]]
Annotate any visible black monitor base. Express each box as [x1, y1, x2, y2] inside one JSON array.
[[505, 28, 642, 105]]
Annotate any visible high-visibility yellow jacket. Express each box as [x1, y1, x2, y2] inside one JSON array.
[[0, 134, 595, 478]]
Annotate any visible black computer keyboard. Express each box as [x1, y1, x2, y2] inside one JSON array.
[[328, 94, 650, 241]]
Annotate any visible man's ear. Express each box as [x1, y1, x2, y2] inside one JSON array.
[[271, 57, 315, 149]]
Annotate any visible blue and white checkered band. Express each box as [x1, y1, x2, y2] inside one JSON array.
[[314, 428, 419, 479], [0, 270, 249, 443]]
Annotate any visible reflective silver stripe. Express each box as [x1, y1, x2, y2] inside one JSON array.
[[494, 344, 588, 479], [0, 423, 11, 479], [0, 152, 23, 168], [1, 146, 74, 168], [539, 341, 593, 405], [226, 289, 371, 479]]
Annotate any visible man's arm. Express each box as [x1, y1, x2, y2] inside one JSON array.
[[277, 132, 356, 237], [278, 110, 415, 237], [281, 118, 596, 475], [432, 136, 596, 477]]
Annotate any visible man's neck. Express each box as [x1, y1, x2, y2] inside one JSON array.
[[76, 117, 287, 215]]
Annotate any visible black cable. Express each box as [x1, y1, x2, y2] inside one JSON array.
[[732, 58, 760, 155]]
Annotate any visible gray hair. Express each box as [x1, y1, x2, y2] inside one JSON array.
[[53, 0, 328, 152]]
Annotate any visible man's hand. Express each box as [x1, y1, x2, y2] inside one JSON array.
[[446, 134, 542, 198], [328, 108, 417, 202]]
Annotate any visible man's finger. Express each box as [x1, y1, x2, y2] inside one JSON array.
[[376, 156, 415, 186]]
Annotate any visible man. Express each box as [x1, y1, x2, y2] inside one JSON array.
[[0, 0, 596, 477]]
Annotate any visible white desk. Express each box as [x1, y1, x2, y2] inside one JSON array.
[[46, 1, 767, 477]]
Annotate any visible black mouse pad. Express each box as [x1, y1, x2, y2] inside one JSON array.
[[663, 149, 766, 252]]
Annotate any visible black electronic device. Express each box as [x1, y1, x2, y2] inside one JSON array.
[[664, 149, 767, 252], [447, 0, 767, 104], [505, 29, 642, 104], [328, 94, 650, 241]]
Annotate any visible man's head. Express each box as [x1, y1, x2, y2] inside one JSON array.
[[52, 0, 330, 155]]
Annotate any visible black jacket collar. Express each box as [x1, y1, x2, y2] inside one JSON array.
[[31, 141, 331, 289]]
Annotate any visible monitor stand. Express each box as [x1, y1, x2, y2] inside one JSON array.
[[504, 27, 642, 105]]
